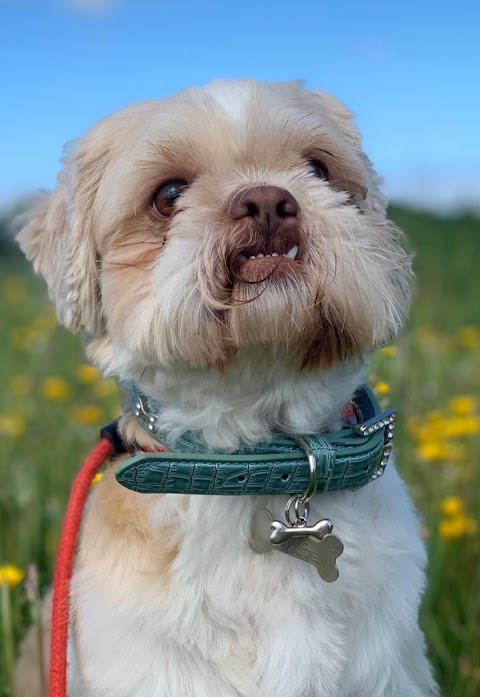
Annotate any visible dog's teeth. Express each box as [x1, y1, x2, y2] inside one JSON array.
[[256, 253, 264, 258], [286, 245, 299, 260], [238, 254, 248, 262], [249, 255, 256, 260], [271, 252, 279, 257]]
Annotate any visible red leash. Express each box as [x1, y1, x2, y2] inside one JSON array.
[[49, 436, 114, 697]]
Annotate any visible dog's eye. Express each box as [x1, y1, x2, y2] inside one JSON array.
[[152, 179, 189, 217], [308, 159, 328, 180]]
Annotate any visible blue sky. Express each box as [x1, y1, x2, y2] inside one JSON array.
[[1, 0, 479, 211]]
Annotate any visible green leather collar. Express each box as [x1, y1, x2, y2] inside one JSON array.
[[115, 385, 395, 496]]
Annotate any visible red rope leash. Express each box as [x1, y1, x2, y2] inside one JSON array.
[[49, 437, 114, 697]]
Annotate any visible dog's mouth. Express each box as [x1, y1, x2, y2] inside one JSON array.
[[232, 242, 301, 283]]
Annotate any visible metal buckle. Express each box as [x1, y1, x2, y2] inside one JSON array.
[[354, 409, 396, 480], [134, 395, 158, 432], [353, 408, 396, 437]]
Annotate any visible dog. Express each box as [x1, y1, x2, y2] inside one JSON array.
[[17, 79, 438, 697]]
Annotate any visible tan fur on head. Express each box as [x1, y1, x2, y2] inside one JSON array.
[[18, 79, 411, 376]]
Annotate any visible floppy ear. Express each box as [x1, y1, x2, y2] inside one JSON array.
[[307, 89, 363, 150], [17, 137, 109, 335], [307, 89, 389, 215]]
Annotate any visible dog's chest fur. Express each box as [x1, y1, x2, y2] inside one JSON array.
[[70, 458, 432, 697]]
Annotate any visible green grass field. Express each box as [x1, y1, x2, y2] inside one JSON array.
[[1, 206, 479, 696]]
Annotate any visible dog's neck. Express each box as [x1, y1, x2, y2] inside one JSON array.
[[117, 349, 366, 452]]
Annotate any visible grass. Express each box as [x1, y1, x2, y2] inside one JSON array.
[[1, 205, 479, 696]]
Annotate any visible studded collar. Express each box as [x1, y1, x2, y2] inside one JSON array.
[[113, 384, 395, 496]]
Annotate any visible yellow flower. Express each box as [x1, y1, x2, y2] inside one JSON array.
[[2, 276, 28, 304], [416, 441, 464, 462], [457, 326, 480, 350], [69, 405, 104, 425], [375, 381, 390, 395], [439, 515, 477, 539], [449, 395, 478, 417], [8, 375, 32, 397], [443, 417, 480, 438], [0, 415, 26, 438], [440, 497, 464, 517], [417, 442, 447, 462], [0, 564, 24, 588], [40, 376, 71, 400], [93, 379, 119, 398], [380, 346, 397, 357], [91, 472, 104, 485], [76, 364, 101, 383], [10, 326, 43, 351]]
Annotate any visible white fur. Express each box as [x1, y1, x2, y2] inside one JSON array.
[[205, 80, 252, 127], [72, 463, 437, 696]]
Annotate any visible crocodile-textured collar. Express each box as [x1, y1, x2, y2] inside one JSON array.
[[114, 384, 395, 496]]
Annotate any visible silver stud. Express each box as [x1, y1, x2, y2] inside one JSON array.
[[134, 410, 140, 417], [149, 415, 156, 423], [148, 423, 154, 431]]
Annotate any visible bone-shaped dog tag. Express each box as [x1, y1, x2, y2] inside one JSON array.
[[250, 508, 344, 582]]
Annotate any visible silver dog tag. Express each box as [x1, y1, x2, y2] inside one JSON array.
[[250, 508, 344, 583]]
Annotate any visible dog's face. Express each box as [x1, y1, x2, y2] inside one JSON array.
[[19, 79, 411, 376]]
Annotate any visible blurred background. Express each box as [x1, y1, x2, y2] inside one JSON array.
[[0, 1, 479, 695]]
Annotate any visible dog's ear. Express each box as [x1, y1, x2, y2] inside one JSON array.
[[307, 89, 389, 215], [17, 131, 113, 335], [307, 90, 362, 149]]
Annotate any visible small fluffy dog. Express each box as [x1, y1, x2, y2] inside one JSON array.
[[17, 79, 438, 697]]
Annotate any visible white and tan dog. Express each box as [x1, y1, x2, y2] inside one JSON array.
[[17, 79, 437, 697]]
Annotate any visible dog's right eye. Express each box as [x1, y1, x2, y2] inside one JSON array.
[[152, 179, 189, 217]]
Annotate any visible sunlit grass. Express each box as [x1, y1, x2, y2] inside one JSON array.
[[1, 206, 479, 696]]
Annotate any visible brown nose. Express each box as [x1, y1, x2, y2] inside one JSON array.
[[229, 186, 299, 235]]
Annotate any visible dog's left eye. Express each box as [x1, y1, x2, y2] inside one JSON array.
[[308, 159, 328, 180], [152, 179, 189, 217]]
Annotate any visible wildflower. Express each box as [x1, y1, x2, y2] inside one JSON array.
[[375, 381, 390, 395], [449, 396, 478, 417], [440, 497, 464, 517], [69, 405, 104, 425], [0, 415, 26, 438], [76, 364, 101, 383], [439, 515, 477, 539], [2, 276, 28, 304], [417, 442, 448, 462], [8, 375, 32, 397], [93, 379, 119, 398], [457, 326, 480, 350], [442, 417, 480, 438], [40, 376, 70, 400], [91, 472, 104, 485], [380, 345, 397, 357], [10, 327, 41, 351], [0, 564, 24, 588]]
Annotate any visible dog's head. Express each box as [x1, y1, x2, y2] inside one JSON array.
[[18, 79, 411, 377]]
